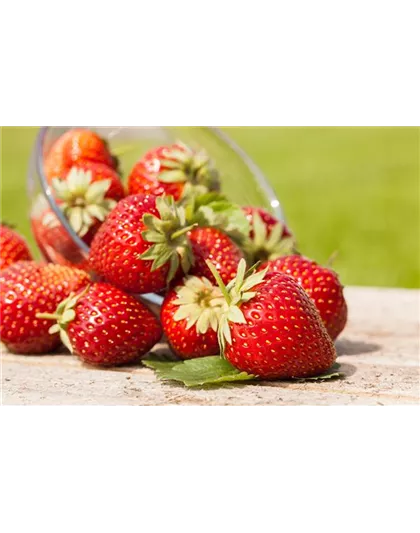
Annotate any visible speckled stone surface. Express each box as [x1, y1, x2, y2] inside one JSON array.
[[1, 286, 419, 405]]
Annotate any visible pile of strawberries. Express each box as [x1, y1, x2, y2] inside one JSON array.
[[0, 128, 348, 385]]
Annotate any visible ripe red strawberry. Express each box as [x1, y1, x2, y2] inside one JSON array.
[[51, 163, 125, 243], [89, 194, 195, 294], [260, 255, 348, 341], [30, 195, 89, 269], [207, 260, 337, 379], [242, 206, 294, 263], [0, 224, 32, 270], [128, 142, 220, 201], [161, 276, 224, 359], [44, 128, 116, 182], [0, 261, 90, 354], [38, 282, 162, 366], [188, 227, 244, 285]]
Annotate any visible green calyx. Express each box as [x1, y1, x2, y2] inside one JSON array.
[[243, 211, 295, 263], [52, 167, 117, 237], [140, 196, 195, 283], [158, 141, 220, 192], [36, 286, 90, 353], [173, 276, 225, 334], [205, 259, 268, 354], [179, 184, 250, 244]]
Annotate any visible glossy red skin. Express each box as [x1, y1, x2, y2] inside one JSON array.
[[260, 255, 348, 341], [0, 261, 90, 354], [243, 206, 292, 239], [67, 282, 162, 366], [189, 227, 244, 285], [44, 129, 116, 183], [31, 211, 91, 269], [0, 225, 32, 270], [128, 144, 188, 201], [161, 285, 219, 359], [89, 194, 171, 294], [225, 272, 336, 379]]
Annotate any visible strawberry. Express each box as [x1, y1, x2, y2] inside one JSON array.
[[0, 261, 90, 354], [207, 260, 337, 379], [242, 206, 294, 263], [260, 255, 348, 341], [30, 195, 89, 269], [38, 282, 162, 367], [44, 128, 116, 182], [89, 194, 195, 294], [161, 276, 224, 359], [51, 163, 125, 243], [188, 227, 244, 285], [127, 142, 220, 201], [0, 224, 32, 270]]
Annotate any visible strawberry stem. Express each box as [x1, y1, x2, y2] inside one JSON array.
[[326, 250, 339, 268], [205, 260, 231, 304]]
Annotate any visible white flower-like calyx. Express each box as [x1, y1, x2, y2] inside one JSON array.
[[52, 167, 117, 237], [157, 141, 220, 192], [206, 259, 268, 353], [242, 211, 295, 263], [172, 276, 225, 334]]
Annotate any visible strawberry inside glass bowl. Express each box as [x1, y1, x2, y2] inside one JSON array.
[[28, 127, 284, 304]]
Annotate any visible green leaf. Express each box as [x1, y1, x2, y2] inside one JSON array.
[[141, 230, 166, 244], [151, 247, 174, 271], [252, 210, 268, 248], [198, 201, 250, 242], [266, 222, 283, 249], [193, 191, 227, 208], [240, 267, 267, 292], [226, 305, 246, 324], [235, 259, 247, 292], [143, 213, 163, 233], [159, 159, 184, 170], [291, 363, 344, 382], [85, 179, 111, 203], [48, 324, 61, 335], [69, 206, 84, 234], [158, 170, 187, 183], [82, 209, 94, 227], [166, 254, 180, 282], [143, 355, 255, 388], [163, 149, 190, 163], [59, 326, 74, 354], [183, 191, 250, 243], [52, 178, 73, 201], [62, 309, 76, 323]]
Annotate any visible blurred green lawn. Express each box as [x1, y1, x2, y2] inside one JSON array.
[[1, 127, 419, 288]]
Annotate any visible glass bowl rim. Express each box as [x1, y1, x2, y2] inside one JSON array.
[[35, 126, 90, 253], [34, 126, 285, 254], [33, 127, 285, 306]]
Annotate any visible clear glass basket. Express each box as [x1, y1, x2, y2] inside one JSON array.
[[28, 127, 284, 303]]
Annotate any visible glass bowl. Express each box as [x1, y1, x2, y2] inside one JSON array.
[[28, 127, 284, 304]]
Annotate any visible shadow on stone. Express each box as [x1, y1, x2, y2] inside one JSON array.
[[336, 338, 381, 356], [336, 362, 357, 378]]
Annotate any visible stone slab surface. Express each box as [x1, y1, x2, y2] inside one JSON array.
[[1, 286, 419, 406]]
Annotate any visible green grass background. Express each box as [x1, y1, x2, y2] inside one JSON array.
[[1, 127, 419, 288]]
